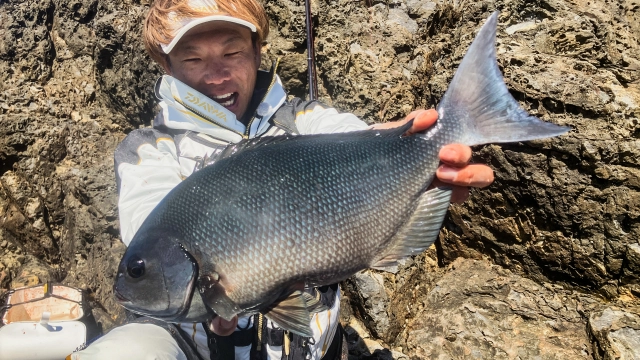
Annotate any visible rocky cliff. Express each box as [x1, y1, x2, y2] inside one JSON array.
[[0, 0, 638, 358]]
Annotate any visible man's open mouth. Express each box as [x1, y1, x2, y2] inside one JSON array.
[[212, 92, 238, 107]]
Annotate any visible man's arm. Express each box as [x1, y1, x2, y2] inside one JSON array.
[[114, 129, 184, 245]]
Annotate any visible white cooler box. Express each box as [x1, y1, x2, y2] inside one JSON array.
[[0, 283, 89, 360]]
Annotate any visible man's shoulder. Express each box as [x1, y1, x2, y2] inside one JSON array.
[[117, 127, 175, 149], [272, 98, 335, 131], [114, 127, 179, 164], [279, 97, 333, 112]]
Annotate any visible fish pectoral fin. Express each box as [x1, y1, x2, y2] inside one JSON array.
[[302, 289, 329, 314], [262, 290, 313, 337], [199, 275, 241, 321], [372, 187, 452, 269]]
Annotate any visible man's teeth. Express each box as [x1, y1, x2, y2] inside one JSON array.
[[212, 93, 235, 107], [212, 92, 233, 100], [220, 98, 234, 106]]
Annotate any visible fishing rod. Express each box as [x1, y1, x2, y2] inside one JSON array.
[[304, 0, 318, 101]]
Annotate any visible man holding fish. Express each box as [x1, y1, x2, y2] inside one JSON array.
[[69, 0, 496, 359]]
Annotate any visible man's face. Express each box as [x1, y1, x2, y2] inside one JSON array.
[[165, 22, 260, 120]]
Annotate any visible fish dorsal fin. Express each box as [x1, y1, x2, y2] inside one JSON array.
[[262, 290, 313, 337], [198, 273, 241, 321], [372, 187, 452, 269], [435, 11, 569, 146], [217, 121, 413, 161], [217, 134, 296, 160], [302, 290, 329, 314]]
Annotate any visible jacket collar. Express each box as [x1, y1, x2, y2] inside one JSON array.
[[154, 62, 287, 143]]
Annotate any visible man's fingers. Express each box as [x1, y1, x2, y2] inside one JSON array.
[[208, 315, 238, 336], [406, 109, 438, 135], [368, 109, 438, 134], [428, 180, 470, 203], [438, 144, 472, 167], [368, 119, 406, 130], [436, 164, 494, 188], [403, 109, 422, 122]]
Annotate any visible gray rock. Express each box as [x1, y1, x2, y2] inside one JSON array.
[[386, 9, 418, 35], [589, 307, 640, 360], [347, 271, 391, 338], [405, 0, 437, 18], [621, 244, 640, 295], [437, 0, 640, 297], [402, 258, 592, 359], [505, 21, 538, 35]]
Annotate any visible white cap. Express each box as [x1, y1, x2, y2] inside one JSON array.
[[160, 0, 257, 54]]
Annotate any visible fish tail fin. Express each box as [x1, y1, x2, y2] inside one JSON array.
[[431, 11, 569, 146]]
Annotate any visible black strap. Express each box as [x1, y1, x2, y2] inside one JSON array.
[[319, 324, 345, 360], [285, 324, 345, 360], [204, 321, 237, 360], [266, 328, 285, 347]]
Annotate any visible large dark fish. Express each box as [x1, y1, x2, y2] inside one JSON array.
[[114, 12, 569, 336]]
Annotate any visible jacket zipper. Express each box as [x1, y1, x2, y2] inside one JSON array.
[[243, 58, 281, 139], [174, 98, 246, 137]]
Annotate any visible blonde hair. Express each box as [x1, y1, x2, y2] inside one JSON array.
[[144, 0, 269, 69]]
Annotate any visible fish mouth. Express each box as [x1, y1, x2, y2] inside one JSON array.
[[114, 290, 129, 303], [121, 292, 201, 322], [114, 292, 193, 321], [113, 279, 129, 303]]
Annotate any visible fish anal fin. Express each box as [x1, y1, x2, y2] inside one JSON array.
[[198, 274, 241, 321], [302, 289, 329, 314], [262, 290, 313, 337], [372, 187, 452, 268]]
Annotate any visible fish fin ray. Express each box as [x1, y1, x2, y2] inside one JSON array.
[[217, 122, 412, 160], [434, 11, 569, 146], [302, 290, 329, 314], [199, 276, 241, 321], [217, 135, 294, 160], [262, 290, 313, 337], [372, 187, 452, 268]]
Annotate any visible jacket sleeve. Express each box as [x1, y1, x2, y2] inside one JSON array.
[[294, 101, 370, 134], [114, 128, 184, 246], [68, 323, 188, 360]]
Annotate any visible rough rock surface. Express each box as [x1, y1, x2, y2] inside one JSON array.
[[437, 1, 640, 298], [403, 257, 592, 359], [588, 307, 640, 360], [0, 0, 638, 358]]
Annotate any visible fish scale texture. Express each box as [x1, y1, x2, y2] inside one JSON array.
[[139, 130, 448, 310]]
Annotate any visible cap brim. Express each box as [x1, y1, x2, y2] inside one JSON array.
[[161, 15, 257, 54]]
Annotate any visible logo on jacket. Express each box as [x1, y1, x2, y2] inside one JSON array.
[[185, 92, 228, 122]]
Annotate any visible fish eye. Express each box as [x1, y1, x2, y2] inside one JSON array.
[[127, 257, 145, 279]]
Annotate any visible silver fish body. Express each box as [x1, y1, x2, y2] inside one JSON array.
[[114, 12, 569, 336]]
